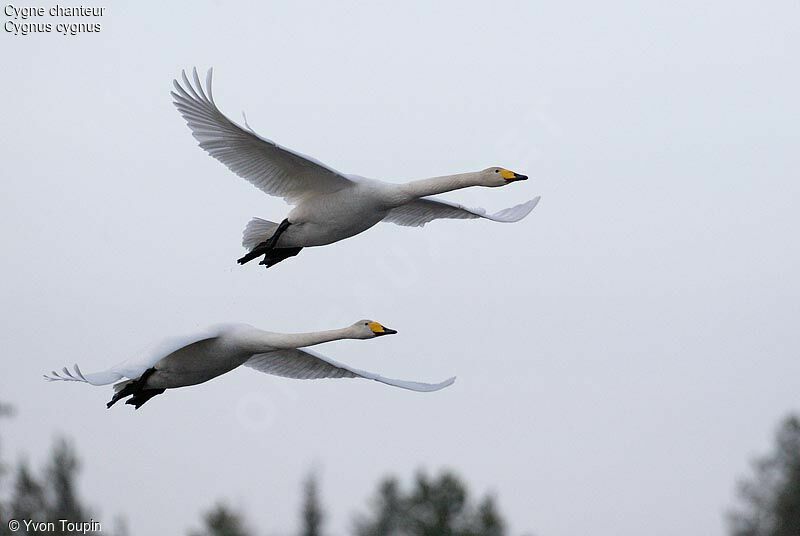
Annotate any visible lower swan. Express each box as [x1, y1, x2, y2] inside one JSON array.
[[44, 320, 455, 409]]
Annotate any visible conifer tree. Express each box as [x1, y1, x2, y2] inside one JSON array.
[[301, 472, 325, 536], [729, 415, 800, 536]]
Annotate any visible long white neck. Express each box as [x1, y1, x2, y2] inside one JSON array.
[[244, 326, 358, 352], [400, 171, 484, 200]]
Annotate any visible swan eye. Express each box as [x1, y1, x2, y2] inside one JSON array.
[[494, 169, 499, 173]]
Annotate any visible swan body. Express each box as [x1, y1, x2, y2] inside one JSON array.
[[279, 180, 391, 247], [44, 321, 455, 409], [172, 68, 541, 267]]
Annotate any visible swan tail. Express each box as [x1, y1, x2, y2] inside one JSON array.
[[107, 380, 133, 408], [242, 217, 280, 250], [113, 379, 133, 393]]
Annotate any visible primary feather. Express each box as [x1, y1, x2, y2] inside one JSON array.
[[171, 68, 353, 204], [383, 196, 541, 227], [245, 348, 455, 392]]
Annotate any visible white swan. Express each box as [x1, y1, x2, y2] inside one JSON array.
[[44, 320, 455, 409], [172, 68, 541, 268]]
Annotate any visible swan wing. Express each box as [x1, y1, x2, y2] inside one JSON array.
[[172, 68, 355, 204], [244, 348, 455, 392], [43, 364, 125, 387], [382, 196, 541, 227], [43, 325, 235, 386]]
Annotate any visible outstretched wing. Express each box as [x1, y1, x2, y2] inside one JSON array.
[[244, 348, 455, 393], [172, 68, 355, 204], [383, 196, 541, 227], [43, 364, 125, 387], [43, 325, 234, 387]]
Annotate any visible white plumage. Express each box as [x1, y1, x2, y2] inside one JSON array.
[[171, 68, 541, 267], [383, 196, 541, 228], [245, 348, 453, 393], [44, 321, 455, 409]]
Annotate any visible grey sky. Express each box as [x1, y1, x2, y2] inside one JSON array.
[[1, 1, 799, 535]]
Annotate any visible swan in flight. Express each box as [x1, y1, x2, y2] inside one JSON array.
[[172, 68, 541, 268], [44, 320, 455, 409]]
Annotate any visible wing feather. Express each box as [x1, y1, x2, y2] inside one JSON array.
[[244, 348, 455, 392], [44, 364, 124, 386], [172, 68, 355, 204], [43, 325, 237, 387], [383, 196, 540, 227]]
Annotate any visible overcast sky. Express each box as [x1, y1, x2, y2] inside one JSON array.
[[2, 1, 799, 535]]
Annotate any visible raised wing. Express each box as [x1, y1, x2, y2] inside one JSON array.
[[172, 68, 355, 204], [43, 325, 234, 386], [245, 348, 455, 392], [383, 196, 541, 227]]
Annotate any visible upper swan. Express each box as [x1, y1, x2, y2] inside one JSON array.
[[171, 68, 541, 268]]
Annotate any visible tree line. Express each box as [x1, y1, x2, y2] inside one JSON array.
[[2, 400, 799, 535], [0, 400, 505, 536]]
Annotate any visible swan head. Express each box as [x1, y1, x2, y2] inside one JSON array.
[[352, 320, 398, 339], [481, 167, 528, 187]]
